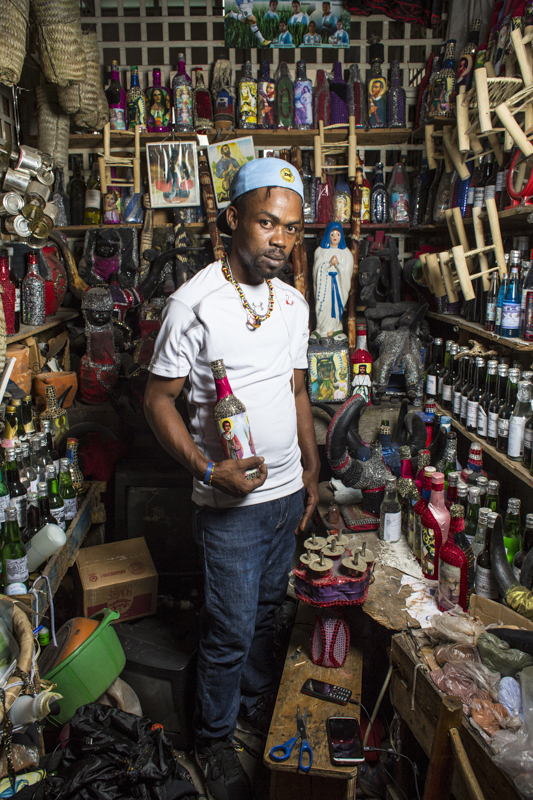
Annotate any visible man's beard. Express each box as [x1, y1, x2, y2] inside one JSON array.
[[249, 249, 289, 280]]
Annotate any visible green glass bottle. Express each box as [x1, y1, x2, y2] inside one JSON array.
[[23, 491, 40, 545], [37, 482, 57, 530], [4, 447, 26, 530], [464, 486, 481, 545], [0, 464, 10, 527], [503, 497, 521, 567], [21, 396, 35, 436], [2, 506, 28, 591], [45, 466, 65, 531], [3, 406, 19, 444], [83, 160, 102, 225], [485, 480, 500, 514], [59, 458, 77, 524]]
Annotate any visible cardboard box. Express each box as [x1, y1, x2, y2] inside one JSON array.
[[469, 594, 533, 631], [76, 537, 158, 622]]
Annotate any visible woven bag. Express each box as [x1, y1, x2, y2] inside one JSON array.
[[35, 84, 69, 169], [71, 32, 109, 131], [31, 0, 86, 86], [0, 0, 29, 87]]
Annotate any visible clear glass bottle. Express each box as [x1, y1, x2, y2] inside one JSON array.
[[347, 64, 368, 129], [475, 511, 500, 599], [211, 359, 260, 479], [508, 380, 532, 461], [501, 264, 521, 338], [4, 448, 26, 530], [257, 61, 275, 129], [45, 465, 65, 531], [146, 68, 171, 133], [370, 162, 390, 224], [22, 252, 45, 326], [503, 497, 521, 566], [471, 507, 490, 561], [487, 363, 508, 446], [466, 357, 485, 433], [442, 431, 458, 488], [367, 38, 387, 128], [59, 458, 77, 523], [464, 486, 481, 545], [433, 168, 456, 223], [172, 54, 193, 133], [486, 480, 500, 515], [83, 160, 101, 226], [485, 270, 499, 332], [387, 60, 406, 128], [2, 507, 28, 591], [294, 60, 313, 130], [301, 151, 315, 224], [19, 443, 37, 495], [105, 60, 127, 131], [127, 66, 147, 132], [37, 481, 57, 530], [40, 419, 59, 474], [23, 491, 40, 545], [497, 367, 520, 452], [441, 343, 458, 411], [29, 437, 47, 485], [238, 61, 257, 129], [388, 161, 409, 223], [496, 270, 510, 334], [426, 337, 443, 400], [379, 476, 402, 542], [410, 158, 429, 227], [68, 156, 85, 227]]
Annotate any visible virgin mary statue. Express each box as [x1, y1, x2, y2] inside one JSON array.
[[312, 221, 354, 339]]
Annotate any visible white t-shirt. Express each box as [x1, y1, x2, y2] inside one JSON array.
[[149, 260, 310, 508]]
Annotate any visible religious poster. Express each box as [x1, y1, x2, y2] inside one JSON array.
[[224, 0, 350, 50], [307, 342, 351, 403], [208, 137, 255, 209], [146, 142, 200, 208]]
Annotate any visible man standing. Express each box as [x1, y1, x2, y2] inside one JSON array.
[[145, 158, 320, 800]]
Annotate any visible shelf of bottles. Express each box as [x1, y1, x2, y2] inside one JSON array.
[[435, 402, 533, 487], [427, 311, 533, 352], [6, 309, 79, 345]]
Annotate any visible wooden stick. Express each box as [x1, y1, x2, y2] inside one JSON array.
[[198, 150, 225, 262], [418, 253, 433, 292], [443, 126, 470, 179], [469, 130, 484, 154], [438, 251, 459, 302], [495, 102, 533, 157], [512, 27, 533, 86], [445, 208, 460, 246], [425, 124, 437, 169], [449, 728, 485, 800], [456, 89, 470, 154], [422, 696, 463, 800], [485, 196, 507, 277], [290, 145, 308, 301], [452, 206, 474, 271], [475, 68, 493, 133], [426, 252, 447, 298], [348, 155, 362, 352], [453, 244, 476, 300], [133, 124, 141, 194], [488, 133, 503, 166], [472, 206, 490, 290]]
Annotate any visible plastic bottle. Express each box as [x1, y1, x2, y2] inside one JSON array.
[[25, 523, 66, 573], [9, 691, 62, 730]]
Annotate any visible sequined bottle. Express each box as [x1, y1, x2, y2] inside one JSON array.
[[294, 60, 312, 130], [127, 66, 147, 132], [347, 64, 368, 129], [370, 162, 390, 224], [301, 150, 315, 224], [172, 54, 193, 133], [22, 252, 45, 326], [386, 61, 406, 128], [367, 39, 387, 129], [388, 161, 409, 222], [438, 503, 475, 612], [456, 19, 481, 93], [431, 40, 457, 118], [211, 359, 260, 479], [105, 60, 127, 131], [313, 69, 331, 127], [39, 385, 68, 443], [237, 62, 257, 129], [0, 251, 16, 336], [257, 61, 275, 129], [66, 437, 84, 495], [212, 58, 234, 131], [52, 169, 70, 227], [275, 62, 294, 128], [330, 62, 347, 125], [146, 68, 171, 133], [192, 69, 214, 131]]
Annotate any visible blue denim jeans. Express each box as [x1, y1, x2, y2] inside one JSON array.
[[192, 488, 305, 742]]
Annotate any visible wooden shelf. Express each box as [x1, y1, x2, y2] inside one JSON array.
[[64, 127, 412, 150], [427, 310, 533, 352], [435, 403, 533, 487], [7, 308, 79, 344], [305, 222, 409, 231], [59, 223, 143, 235]]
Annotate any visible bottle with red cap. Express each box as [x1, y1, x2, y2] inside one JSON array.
[[420, 472, 450, 591], [438, 503, 475, 612], [0, 250, 16, 336]]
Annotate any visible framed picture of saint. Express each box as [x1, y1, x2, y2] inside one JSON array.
[[146, 142, 200, 209], [208, 137, 255, 208]]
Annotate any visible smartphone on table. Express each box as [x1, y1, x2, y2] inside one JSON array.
[[326, 716, 365, 765]]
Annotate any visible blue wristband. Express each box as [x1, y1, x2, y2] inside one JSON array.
[[203, 461, 215, 486]]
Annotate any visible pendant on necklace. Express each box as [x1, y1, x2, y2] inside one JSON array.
[[247, 312, 260, 330]]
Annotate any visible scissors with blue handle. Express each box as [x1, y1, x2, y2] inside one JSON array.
[[270, 705, 313, 773]]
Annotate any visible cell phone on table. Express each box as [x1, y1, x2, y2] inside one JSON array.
[[301, 678, 352, 705], [326, 716, 365, 765]]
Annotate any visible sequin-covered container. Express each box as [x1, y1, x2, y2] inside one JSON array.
[[22, 252, 45, 326], [387, 61, 406, 128], [66, 437, 84, 495], [0, 251, 16, 336], [330, 62, 347, 125], [347, 64, 368, 129]]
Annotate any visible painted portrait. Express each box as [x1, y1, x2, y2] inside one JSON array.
[[146, 142, 199, 208], [208, 136, 255, 208]]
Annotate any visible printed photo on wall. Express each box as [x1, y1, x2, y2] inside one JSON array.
[[307, 341, 351, 403], [208, 137, 255, 209], [224, 0, 350, 49], [146, 142, 199, 208]]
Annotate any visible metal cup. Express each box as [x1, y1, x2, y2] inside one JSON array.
[[3, 167, 31, 194], [16, 145, 43, 174]]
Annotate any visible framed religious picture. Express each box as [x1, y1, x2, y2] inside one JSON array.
[[208, 137, 255, 209], [307, 337, 351, 403], [224, 0, 349, 50], [146, 142, 200, 208]]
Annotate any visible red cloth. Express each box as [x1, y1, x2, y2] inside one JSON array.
[[80, 433, 128, 482]]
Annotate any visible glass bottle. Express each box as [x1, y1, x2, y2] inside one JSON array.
[[294, 60, 313, 130], [442, 431, 458, 488], [66, 438, 84, 495], [460, 357, 476, 427], [432, 40, 457, 118], [472, 507, 490, 561], [212, 58, 234, 132], [421, 472, 450, 586], [423, 160, 443, 224], [426, 338, 443, 401], [330, 62, 347, 126], [40, 419, 60, 473], [497, 367, 520, 452], [475, 511, 500, 599], [347, 64, 368, 129], [146, 68, 171, 133], [39, 387, 68, 443], [387, 60, 406, 127], [370, 162, 390, 224], [19, 443, 37, 495], [37, 482, 57, 530], [192, 68, 214, 131], [3, 405, 18, 445], [30, 437, 47, 485], [359, 160, 371, 221], [464, 486, 481, 545], [425, 41, 446, 118], [0, 463, 10, 527], [508, 380, 532, 461], [433, 168, 456, 222], [477, 359, 498, 439], [59, 458, 77, 523], [441, 343, 458, 411], [439, 504, 474, 611], [275, 62, 294, 129], [496, 271, 510, 335], [4, 448, 26, 530], [0, 251, 16, 336], [388, 161, 409, 223], [503, 497, 521, 566], [465, 156, 483, 219], [68, 157, 85, 227], [367, 38, 387, 128], [172, 54, 193, 133], [524, 409, 533, 469], [211, 359, 260, 479], [485, 270, 499, 332], [45, 465, 65, 531], [351, 322, 373, 405], [398, 446, 417, 549], [333, 172, 351, 223], [379, 476, 402, 542], [2, 507, 28, 591], [484, 152, 498, 210], [83, 160, 102, 226], [23, 491, 40, 545], [11, 400, 24, 441], [410, 158, 430, 227], [456, 19, 482, 93], [105, 61, 127, 131], [513, 512, 533, 582], [238, 61, 257, 129], [301, 151, 315, 224], [22, 252, 45, 327], [127, 66, 147, 132], [466, 357, 485, 433], [416, 52, 435, 129], [446, 472, 460, 508], [257, 61, 276, 129], [452, 355, 467, 420], [51, 168, 70, 227], [501, 265, 521, 338], [313, 69, 331, 127], [487, 363, 508, 446], [5, 248, 19, 336]]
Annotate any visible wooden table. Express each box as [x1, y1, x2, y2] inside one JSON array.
[[264, 602, 363, 800]]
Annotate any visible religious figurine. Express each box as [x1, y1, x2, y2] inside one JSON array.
[[80, 287, 120, 405], [78, 227, 139, 288], [312, 222, 354, 339]]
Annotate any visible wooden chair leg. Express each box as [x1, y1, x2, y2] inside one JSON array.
[[426, 252, 447, 298], [495, 102, 533, 157], [439, 252, 459, 303], [472, 206, 490, 290], [422, 696, 463, 800], [445, 208, 459, 247], [475, 68, 493, 133], [485, 197, 507, 277], [452, 244, 476, 301]]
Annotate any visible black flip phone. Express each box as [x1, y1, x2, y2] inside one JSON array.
[[326, 716, 365, 765], [301, 678, 352, 705]]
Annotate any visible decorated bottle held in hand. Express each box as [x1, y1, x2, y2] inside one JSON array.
[[211, 359, 260, 480]]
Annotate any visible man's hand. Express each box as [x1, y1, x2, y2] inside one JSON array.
[[212, 457, 268, 497], [299, 467, 320, 532]]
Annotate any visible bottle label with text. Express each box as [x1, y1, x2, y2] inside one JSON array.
[[5, 556, 28, 585], [442, 384, 452, 402], [426, 375, 437, 396], [382, 511, 401, 542], [477, 407, 488, 437], [488, 411, 499, 439], [466, 400, 479, 428], [475, 564, 499, 599], [508, 417, 526, 458]]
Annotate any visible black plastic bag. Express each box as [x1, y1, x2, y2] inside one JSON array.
[[46, 704, 198, 800]]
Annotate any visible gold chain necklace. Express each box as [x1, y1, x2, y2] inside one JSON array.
[[221, 256, 275, 330]]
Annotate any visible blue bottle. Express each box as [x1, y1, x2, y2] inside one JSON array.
[[453, 161, 472, 218], [500, 267, 521, 338], [495, 272, 509, 335]]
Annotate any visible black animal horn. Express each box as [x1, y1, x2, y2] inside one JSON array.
[[326, 395, 365, 487]]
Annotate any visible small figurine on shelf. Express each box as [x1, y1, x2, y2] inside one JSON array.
[[312, 222, 354, 339]]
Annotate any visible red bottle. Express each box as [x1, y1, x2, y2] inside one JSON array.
[[438, 503, 475, 611], [0, 251, 16, 336], [420, 472, 450, 587]]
